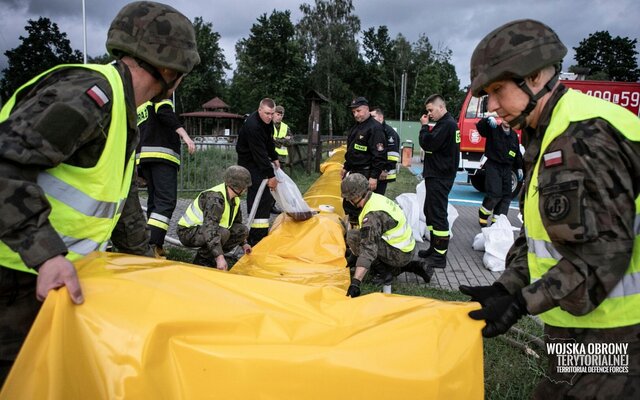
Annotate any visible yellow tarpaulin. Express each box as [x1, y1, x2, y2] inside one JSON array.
[[1, 252, 484, 399]]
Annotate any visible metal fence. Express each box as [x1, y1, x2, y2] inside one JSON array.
[[171, 135, 347, 193]]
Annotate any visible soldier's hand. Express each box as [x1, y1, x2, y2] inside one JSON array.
[[215, 255, 228, 271], [346, 278, 361, 298], [379, 171, 388, 181], [468, 293, 526, 338], [459, 282, 508, 306], [487, 116, 498, 128], [242, 243, 252, 255], [37, 255, 84, 304]]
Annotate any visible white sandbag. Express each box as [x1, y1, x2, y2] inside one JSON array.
[[481, 215, 515, 271], [395, 181, 458, 243], [472, 233, 485, 251], [272, 168, 314, 221]]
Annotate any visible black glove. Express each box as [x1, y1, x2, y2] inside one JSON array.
[[459, 282, 509, 306], [468, 292, 527, 338], [347, 278, 361, 298]]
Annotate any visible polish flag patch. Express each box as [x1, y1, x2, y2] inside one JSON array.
[[85, 85, 109, 107], [543, 150, 563, 167]]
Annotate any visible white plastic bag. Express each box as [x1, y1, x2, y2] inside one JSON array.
[[272, 168, 314, 221], [482, 215, 515, 271], [472, 233, 485, 251], [395, 181, 458, 243]]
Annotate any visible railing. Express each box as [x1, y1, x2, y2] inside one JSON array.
[[168, 135, 347, 193]]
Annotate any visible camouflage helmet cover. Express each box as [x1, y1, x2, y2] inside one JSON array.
[[224, 166, 252, 191], [341, 173, 369, 200], [106, 1, 200, 74], [470, 19, 567, 97]]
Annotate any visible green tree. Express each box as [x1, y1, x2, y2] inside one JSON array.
[[175, 17, 230, 115], [361, 26, 397, 118], [570, 31, 639, 82], [88, 53, 114, 65], [298, 0, 361, 135], [229, 10, 308, 132], [0, 17, 82, 99]]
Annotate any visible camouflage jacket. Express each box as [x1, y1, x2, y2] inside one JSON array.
[[0, 61, 147, 269], [197, 190, 244, 258], [498, 85, 640, 317], [356, 210, 400, 269]]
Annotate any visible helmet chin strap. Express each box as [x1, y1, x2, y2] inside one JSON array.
[[136, 58, 182, 102], [509, 65, 561, 129]]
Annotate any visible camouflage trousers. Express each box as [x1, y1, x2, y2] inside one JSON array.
[[0, 268, 41, 386], [533, 324, 640, 399], [346, 230, 415, 271], [177, 223, 248, 267]]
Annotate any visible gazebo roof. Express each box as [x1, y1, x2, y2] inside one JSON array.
[[201, 97, 229, 110]]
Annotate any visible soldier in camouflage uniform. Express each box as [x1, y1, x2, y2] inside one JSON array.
[[459, 19, 640, 398], [0, 1, 199, 385], [177, 166, 253, 270], [342, 174, 434, 297]]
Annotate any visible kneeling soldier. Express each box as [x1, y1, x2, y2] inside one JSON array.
[[178, 166, 253, 270], [342, 173, 433, 297]]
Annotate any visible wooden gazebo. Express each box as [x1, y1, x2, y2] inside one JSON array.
[[181, 97, 245, 136]]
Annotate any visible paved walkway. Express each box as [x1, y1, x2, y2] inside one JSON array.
[[142, 163, 522, 292]]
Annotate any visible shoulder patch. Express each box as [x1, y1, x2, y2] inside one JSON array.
[[85, 85, 110, 108], [376, 143, 385, 152], [543, 150, 563, 167], [544, 192, 570, 221]]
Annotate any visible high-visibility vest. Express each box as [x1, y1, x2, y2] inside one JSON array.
[[0, 64, 133, 273], [273, 121, 289, 156], [525, 89, 640, 328], [359, 193, 415, 253], [136, 99, 181, 166], [179, 183, 239, 229]]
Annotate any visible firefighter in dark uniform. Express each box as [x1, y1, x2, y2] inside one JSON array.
[[177, 166, 253, 270], [371, 107, 400, 195], [0, 1, 199, 385], [236, 98, 280, 246], [460, 19, 640, 399], [341, 97, 387, 225], [342, 174, 434, 297], [136, 98, 196, 257], [417, 94, 460, 269], [476, 115, 523, 227]]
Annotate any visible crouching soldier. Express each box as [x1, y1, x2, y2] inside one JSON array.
[[178, 166, 253, 270], [342, 173, 434, 297]]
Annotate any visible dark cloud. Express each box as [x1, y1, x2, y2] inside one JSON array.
[[0, 0, 637, 88]]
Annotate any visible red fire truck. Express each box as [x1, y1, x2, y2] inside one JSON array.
[[459, 79, 640, 195]]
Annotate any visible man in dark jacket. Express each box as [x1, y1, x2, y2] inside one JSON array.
[[371, 107, 400, 195], [236, 98, 280, 246], [418, 94, 460, 269], [476, 115, 523, 227], [341, 96, 387, 225]]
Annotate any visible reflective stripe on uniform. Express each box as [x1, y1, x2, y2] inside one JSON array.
[[387, 151, 400, 162], [251, 218, 270, 228], [38, 172, 119, 219], [148, 212, 170, 231], [139, 146, 181, 165]]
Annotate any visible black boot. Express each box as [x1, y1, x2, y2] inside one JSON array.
[[406, 260, 434, 283], [417, 246, 433, 258], [424, 236, 449, 269]]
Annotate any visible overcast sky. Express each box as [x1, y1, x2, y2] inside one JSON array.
[[0, 0, 638, 88]]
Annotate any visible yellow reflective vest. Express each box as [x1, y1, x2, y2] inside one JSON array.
[[525, 89, 640, 328], [359, 193, 415, 253], [273, 121, 289, 156], [179, 183, 239, 229], [0, 64, 133, 273]]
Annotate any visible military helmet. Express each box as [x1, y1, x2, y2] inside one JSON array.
[[341, 173, 369, 200], [106, 1, 200, 74], [224, 166, 252, 191], [470, 19, 567, 97]]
